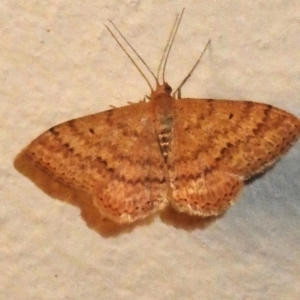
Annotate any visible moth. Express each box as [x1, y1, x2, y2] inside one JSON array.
[[15, 10, 300, 224]]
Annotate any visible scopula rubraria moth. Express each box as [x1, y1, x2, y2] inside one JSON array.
[[15, 11, 300, 225]]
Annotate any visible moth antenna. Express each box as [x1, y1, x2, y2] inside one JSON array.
[[109, 20, 158, 85], [156, 12, 180, 81], [105, 24, 153, 92], [173, 39, 211, 97], [161, 8, 185, 83]]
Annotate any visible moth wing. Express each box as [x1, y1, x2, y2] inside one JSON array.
[[168, 98, 300, 217], [22, 101, 168, 224]]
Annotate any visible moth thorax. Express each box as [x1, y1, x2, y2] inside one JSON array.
[[151, 94, 175, 162]]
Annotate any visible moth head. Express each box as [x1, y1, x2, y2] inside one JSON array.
[[151, 82, 172, 99]]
